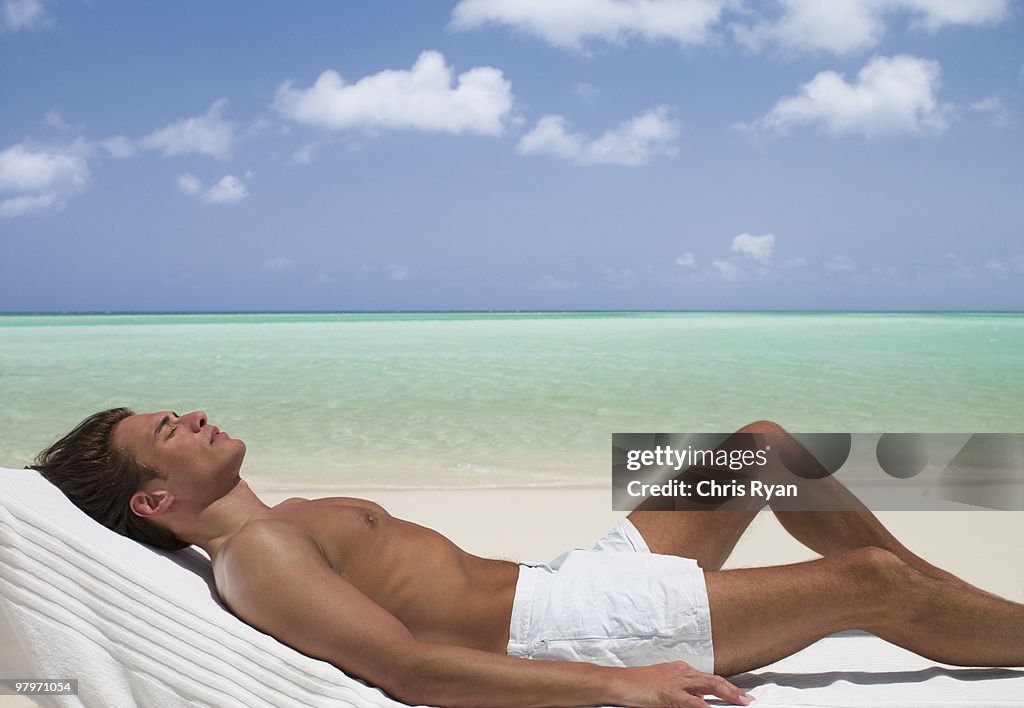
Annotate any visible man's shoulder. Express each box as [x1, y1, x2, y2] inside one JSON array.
[[213, 516, 331, 604], [216, 515, 328, 580], [225, 515, 317, 556], [274, 494, 389, 515], [215, 497, 389, 572]]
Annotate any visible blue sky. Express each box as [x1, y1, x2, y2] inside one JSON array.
[[1, 0, 1022, 311]]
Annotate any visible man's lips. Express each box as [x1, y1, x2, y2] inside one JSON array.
[[209, 425, 222, 442]]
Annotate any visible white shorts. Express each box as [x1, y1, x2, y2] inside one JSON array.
[[506, 518, 715, 673]]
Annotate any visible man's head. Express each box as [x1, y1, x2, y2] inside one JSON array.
[[29, 407, 246, 550]]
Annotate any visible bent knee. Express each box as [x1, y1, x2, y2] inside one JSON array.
[[847, 545, 903, 570], [738, 419, 786, 435], [841, 547, 936, 629], [842, 546, 916, 596]]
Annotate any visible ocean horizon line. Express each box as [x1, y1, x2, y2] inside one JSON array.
[[2, 309, 1022, 316]]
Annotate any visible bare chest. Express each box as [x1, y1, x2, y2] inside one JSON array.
[[268, 497, 468, 592], [259, 497, 519, 651]]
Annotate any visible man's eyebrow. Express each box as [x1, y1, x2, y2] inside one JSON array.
[[154, 414, 171, 439]]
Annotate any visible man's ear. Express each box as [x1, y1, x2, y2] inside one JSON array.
[[129, 489, 174, 519]]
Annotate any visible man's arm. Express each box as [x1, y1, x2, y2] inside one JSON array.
[[216, 521, 749, 708]]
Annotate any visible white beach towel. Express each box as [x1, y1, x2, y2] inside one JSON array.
[[0, 466, 429, 708], [730, 630, 1024, 707]]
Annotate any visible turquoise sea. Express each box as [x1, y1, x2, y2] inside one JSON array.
[[1, 312, 1021, 490]]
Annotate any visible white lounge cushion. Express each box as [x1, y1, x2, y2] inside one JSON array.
[[0, 467, 428, 708]]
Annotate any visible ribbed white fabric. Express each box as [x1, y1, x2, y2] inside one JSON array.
[[0, 467, 429, 708]]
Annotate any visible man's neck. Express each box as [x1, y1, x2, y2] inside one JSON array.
[[177, 478, 272, 559]]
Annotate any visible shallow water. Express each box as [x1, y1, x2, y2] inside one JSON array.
[[2, 311, 1020, 488]]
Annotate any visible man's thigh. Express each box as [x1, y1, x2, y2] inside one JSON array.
[[704, 551, 877, 675], [626, 429, 775, 568], [627, 508, 759, 570]]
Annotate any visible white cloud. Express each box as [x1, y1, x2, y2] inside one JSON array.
[[604, 267, 636, 286], [139, 99, 235, 159], [44, 110, 73, 132], [385, 264, 409, 280], [824, 255, 858, 272], [517, 116, 584, 160], [177, 173, 250, 205], [359, 263, 399, 278], [695, 233, 780, 282], [100, 135, 135, 158], [203, 175, 248, 204], [176, 173, 202, 195], [0, 142, 89, 218], [291, 143, 319, 164], [675, 251, 696, 267], [944, 252, 975, 279], [749, 55, 950, 138], [730, 232, 775, 262], [969, 96, 1011, 127], [870, 265, 901, 279], [898, 0, 1008, 30], [451, 0, 731, 50], [0, 144, 87, 193], [518, 107, 679, 166], [783, 257, 808, 268], [452, 0, 1009, 55], [712, 259, 741, 282], [576, 82, 599, 100], [530, 274, 580, 291], [3, 0, 50, 31], [0, 193, 56, 218], [984, 259, 1006, 272], [263, 257, 294, 271], [275, 51, 513, 137], [733, 0, 1009, 55]]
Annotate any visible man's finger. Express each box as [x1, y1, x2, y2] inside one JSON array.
[[699, 675, 753, 705], [681, 695, 711, 708]]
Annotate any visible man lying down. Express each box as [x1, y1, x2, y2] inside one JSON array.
[[29, 408, 1024, 708]]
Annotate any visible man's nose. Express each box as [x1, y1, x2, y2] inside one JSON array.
[[185, 411, 207, 431]]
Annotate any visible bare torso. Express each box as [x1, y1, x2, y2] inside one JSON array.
[[214, 497, 520, 654]]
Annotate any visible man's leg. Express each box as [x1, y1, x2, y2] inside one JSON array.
[[627, 422, 773, 569], [757, 422, 962, 582], [705, 547, 1024, 675], [629, 421, 959, 582]]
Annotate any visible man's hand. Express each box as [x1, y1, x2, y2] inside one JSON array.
[[617, 661, 753, 708]]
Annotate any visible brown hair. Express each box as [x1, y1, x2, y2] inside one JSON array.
[[26, 407, 189, 551]]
